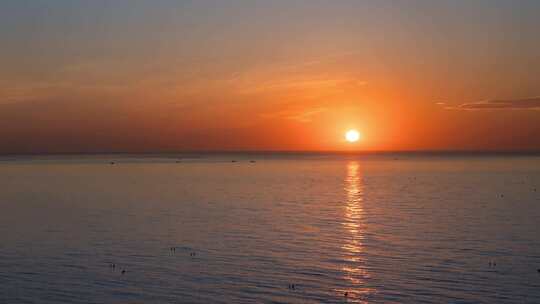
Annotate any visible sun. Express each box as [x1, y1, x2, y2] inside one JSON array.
[[345, 129, 361, 142]]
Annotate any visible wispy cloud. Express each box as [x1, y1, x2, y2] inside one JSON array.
[[286, 107, 327, 123], [260, 107, 327, 123], [443, 97, 540, 110], [239, 78, 366, 94]]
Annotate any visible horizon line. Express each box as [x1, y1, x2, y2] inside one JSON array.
[[2, 149, 540, 157]]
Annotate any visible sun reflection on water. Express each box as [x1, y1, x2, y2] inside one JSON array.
[[339, 161, 375, 302]]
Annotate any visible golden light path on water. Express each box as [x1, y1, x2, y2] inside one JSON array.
[[340, 161, 375, 302]]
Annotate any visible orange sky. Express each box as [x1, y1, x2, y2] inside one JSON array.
[[1, 1, 539, 153]]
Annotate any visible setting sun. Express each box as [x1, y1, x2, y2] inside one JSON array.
[[345, 129, 361, 142]]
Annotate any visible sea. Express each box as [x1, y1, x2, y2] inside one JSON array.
[[1, 153, 539, 303]]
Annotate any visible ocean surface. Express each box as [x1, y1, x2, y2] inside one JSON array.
[[1, 153, 540, 303]]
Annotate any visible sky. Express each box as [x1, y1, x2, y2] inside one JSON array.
[[1, 0, 540, 153]]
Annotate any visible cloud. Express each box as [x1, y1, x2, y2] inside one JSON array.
[[238, 78, 367, 95], [286, 107, 327, 123], [456, 97, 540, 110], [260, 107, 327, 123]]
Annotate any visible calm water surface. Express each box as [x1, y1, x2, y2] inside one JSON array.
[[1, 154, 540, 303]]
